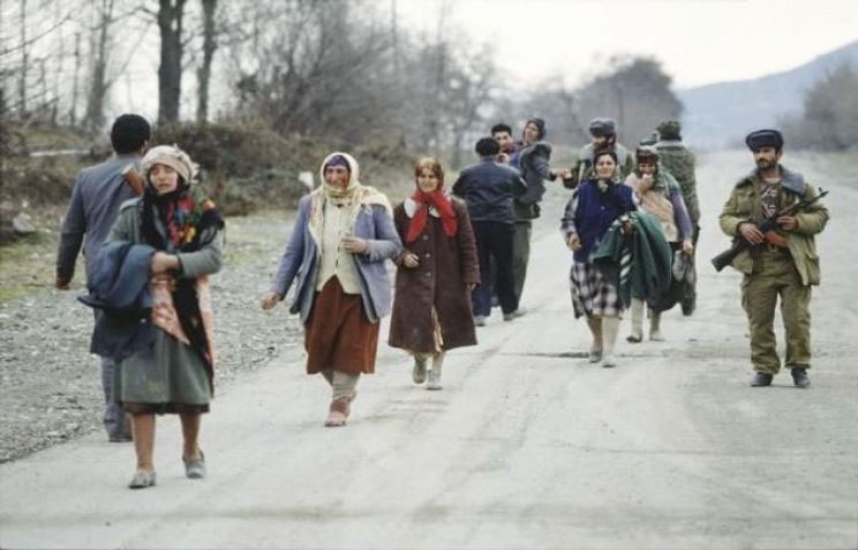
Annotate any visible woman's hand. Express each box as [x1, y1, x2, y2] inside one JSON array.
[[151, 251, 179, 274], [261, 292, 279, 310], [341, 236, 368, 254], [567, 234, 582, 251], [466, 283, 477, 292], [402, 252, 420, 268], [639, 174, 653, 192], [681, 240, 694, 255]]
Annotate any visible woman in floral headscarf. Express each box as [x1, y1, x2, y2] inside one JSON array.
[[107, 144, 224, 489], [261, 152, 401, 427], [388, 157, 480, 390]]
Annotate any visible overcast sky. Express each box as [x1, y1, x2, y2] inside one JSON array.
[[395, 0, 858, 89]]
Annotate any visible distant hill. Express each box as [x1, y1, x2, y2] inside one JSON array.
[[678, 40, 858, 150]]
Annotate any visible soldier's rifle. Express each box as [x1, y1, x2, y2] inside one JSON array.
[[711, 187, 828, 272]]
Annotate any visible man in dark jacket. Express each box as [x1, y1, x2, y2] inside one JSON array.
[[452, 138, 527, 325], [55, 113, 151, 442]]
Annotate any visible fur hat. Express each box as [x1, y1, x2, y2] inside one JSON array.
[[589, 117, 617, 137], [142, 144, 198, 184], [745, 129, 784, 151]]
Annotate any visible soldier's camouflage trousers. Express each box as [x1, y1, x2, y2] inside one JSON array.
[[741, 250, 811, 374]]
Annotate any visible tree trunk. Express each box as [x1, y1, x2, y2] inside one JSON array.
[[196, 0, 217, 124], [84, 0, 114, 135], [19, 0, 27, 118], [158, 0, 186, 124]]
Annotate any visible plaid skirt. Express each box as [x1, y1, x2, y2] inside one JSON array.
[[569, 261, 624, 319]]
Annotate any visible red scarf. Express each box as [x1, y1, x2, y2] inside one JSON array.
[[405, 189, 458, 243]]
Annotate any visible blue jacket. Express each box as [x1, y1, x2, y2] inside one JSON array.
[[270, 192, 402, 323], [78, 240, 157, 360], [562, 180, 637, 263], [452, 157, 527, 224], [57, 155, 141, 286]]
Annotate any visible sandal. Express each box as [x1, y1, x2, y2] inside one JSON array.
[[128, 469, 157, 489], [183, 451, 206, 479]]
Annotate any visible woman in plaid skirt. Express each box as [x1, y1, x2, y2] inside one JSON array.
[[561, 150, 638, 367]]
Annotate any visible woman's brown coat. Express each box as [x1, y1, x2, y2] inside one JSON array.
[[388, 197, 480, 353]]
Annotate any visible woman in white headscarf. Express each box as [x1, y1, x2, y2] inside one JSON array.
[[262, 153, 401, 427]]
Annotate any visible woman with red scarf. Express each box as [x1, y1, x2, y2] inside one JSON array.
[[388, 158, 480, 390]]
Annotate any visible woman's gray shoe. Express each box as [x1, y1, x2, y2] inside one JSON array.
[[183, 451, 206, 479], [128, 470, 156, 489]]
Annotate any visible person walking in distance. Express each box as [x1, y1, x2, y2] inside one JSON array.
[[261, 153, 402, 425], [623, 146, 693, 343], [55, 113, 151, 443], [718, 129, 828, 387], [511, 117, 556, 303], [389, 158, 480, 390], [452, 138, 526, 326], [655, 119, 701, 315], [559, 117, 635, 190]]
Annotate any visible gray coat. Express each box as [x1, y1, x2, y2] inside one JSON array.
[[107, 199, 224, 407], [57, 155, 141, 287]]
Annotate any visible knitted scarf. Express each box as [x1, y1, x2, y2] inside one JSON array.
[[140, 184, 224, 384], [405, 189, 457, 243]]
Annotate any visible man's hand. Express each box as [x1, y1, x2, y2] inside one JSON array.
[[55, 276, 71, 290], [738, 222, 765, 245], [681, 240, 694, 255], [341, 236, 368, 254], [777, 215, 798, 231], [261, 292, 279, 311]]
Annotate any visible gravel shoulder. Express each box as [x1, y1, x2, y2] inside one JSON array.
[[0, 210, 303, 463]]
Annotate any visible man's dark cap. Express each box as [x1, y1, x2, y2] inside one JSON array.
[[656, 120, 681, 140], [745, 129, 784, 151], [589, 117, 617, 137]]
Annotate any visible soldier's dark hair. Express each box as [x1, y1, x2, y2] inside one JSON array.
[[491, 123, 513, 136], [475, 137, 501, 157], [110, 114, 151, 154]]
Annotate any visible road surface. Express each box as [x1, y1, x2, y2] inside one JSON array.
[[1, 151, 856, 549]]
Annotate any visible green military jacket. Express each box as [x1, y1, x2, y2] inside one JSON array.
[[655, 140, 700, 224], [718, 166, 828, 286]]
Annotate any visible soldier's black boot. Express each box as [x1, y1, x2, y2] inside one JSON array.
[[791, 368, 811, 388], [750, 372, 773, 387]]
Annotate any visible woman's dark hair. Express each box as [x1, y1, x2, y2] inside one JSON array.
[[593, 149, 618, 165]]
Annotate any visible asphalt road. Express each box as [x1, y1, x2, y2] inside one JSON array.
[[1, 151, 856, 550]]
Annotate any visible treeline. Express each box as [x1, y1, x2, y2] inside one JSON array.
[[780, 62, 858, 151], [1, 0, 682, 166]]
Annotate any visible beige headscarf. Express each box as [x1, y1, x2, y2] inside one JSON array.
[[142, 144, 199, 185], [308, 152, 391, 246]]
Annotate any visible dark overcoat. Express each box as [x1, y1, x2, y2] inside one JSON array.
[[388, 197, 480, 353]]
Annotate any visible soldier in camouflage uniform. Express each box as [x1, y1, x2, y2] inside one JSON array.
[[655, 120, 700, 314], [560, 118, 635, 190], [718, 129, 828, 388]]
